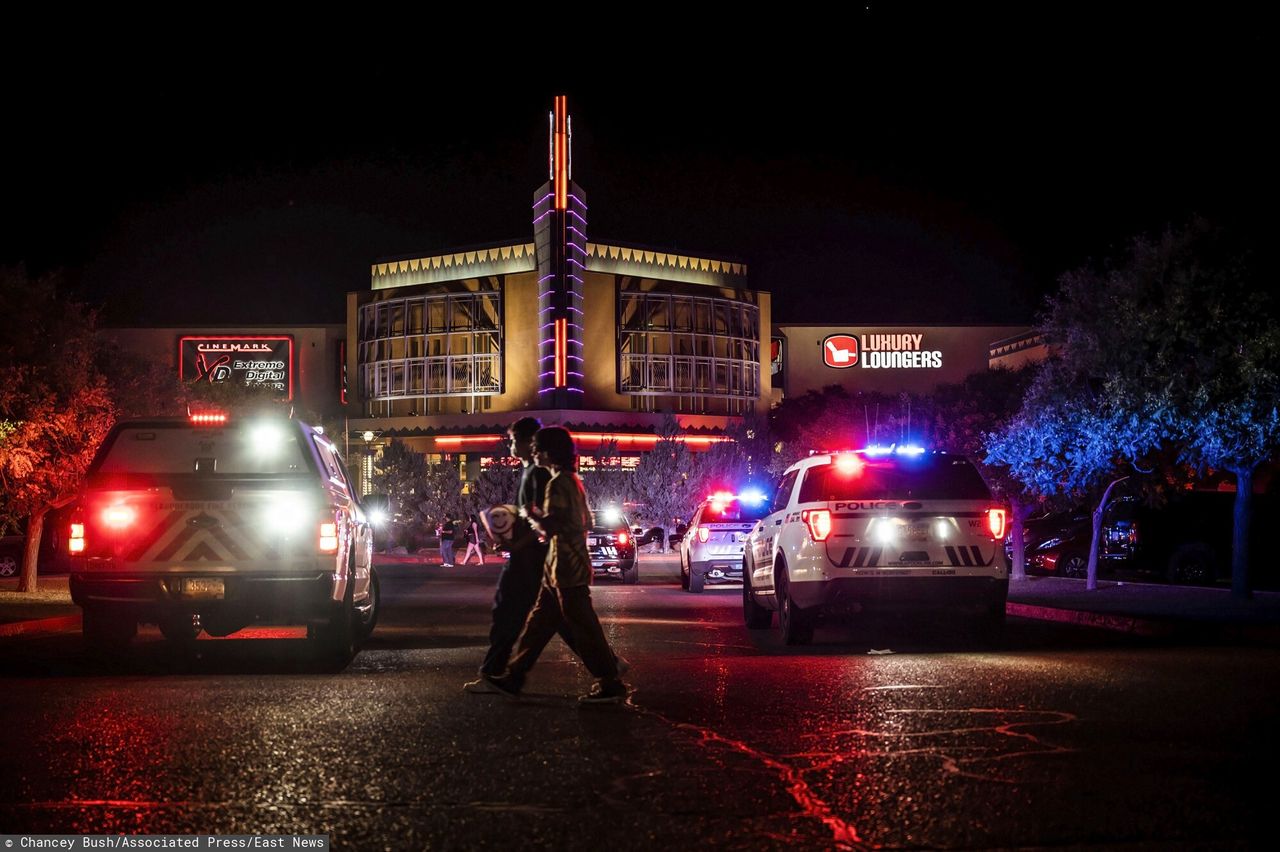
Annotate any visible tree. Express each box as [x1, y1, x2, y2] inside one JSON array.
[[0, 268, 120, 591], [375, 440, 464, 551], [627, 415, 703, 541], [579, 439, 628, 513]]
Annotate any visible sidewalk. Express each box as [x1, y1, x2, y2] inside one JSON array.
[[4, 569, 1280, 644]]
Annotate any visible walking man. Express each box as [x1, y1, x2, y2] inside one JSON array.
[[438, 516, 456, 568], [484, 426, 629, 704]]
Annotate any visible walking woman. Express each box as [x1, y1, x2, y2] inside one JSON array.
[[484, 426, 628, 703], [461, 513, 487, 565]]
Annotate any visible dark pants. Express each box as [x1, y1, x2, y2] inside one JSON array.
[[439, 539, 455, 565], [480, 557, 576, 676], [506, 581, 619, 685]]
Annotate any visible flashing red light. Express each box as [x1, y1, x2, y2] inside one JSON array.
[[101, 505, 137, 530], [319, 521, 339, 554], [987, 508, 1007, 540], [617, 531, 629, 546], [190, 412, 228, 425], [697, 526, 710, 543], [801, 509, 833, 542], [834, 454, 864, 476], [68, 523, 85, 553]]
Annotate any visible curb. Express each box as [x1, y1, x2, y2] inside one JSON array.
[[1005, 602, 1171, 637], [0, 613, 81, 638]]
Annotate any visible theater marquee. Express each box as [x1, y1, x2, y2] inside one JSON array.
[[179, 335, 294, 399]]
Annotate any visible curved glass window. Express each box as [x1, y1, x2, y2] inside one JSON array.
[[359, 290, 502, 406], [618, 291, 759, 413]]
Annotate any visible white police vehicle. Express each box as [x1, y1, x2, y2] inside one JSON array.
[[743, 446, 1008, 644], [67, 412, 378, 665], [680, 489, 770, 593]]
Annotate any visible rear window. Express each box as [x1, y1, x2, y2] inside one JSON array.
[[94, 423, 311, 476], [591, 510, 631, 530], [702, 500, 771, 522], [797, 456, 991, 502]]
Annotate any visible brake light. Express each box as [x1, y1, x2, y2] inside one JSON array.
[[617, 531, 629, 546], [190, 412, 228, 426], [68, 523, 85, 553], [801, 509, 832, 542], [101, 505, 137, 529], [319, 521, 339, 553], [697, 526, 709, 543], [987, 508, 1007, 540]]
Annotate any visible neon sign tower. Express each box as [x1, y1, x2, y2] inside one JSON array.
[[533, 95, 586, 407]]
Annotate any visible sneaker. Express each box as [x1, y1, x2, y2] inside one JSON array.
[[615, 655, 633, 677], [579, 680, 628, 704], [463, 678, 501, 695], [482, 673, 522, 700]]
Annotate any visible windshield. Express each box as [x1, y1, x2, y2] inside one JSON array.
[[93, 422, 311, 476], [798, 456, 991, 501]]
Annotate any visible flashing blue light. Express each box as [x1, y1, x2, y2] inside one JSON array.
[[897, 444, 926, 456], [863, 444, 895, 457], [860, 443, 926, 457], [738, 488, 766, 506]]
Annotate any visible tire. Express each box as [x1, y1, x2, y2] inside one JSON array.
[[621, 563, 639, 585], [354, 567, 381, 643], [687, 566, 704, 593], [679, 554, 690, 590], [1167, 543, 1216, 585], [158, 613, 202, 643], [743, 559, 772, 629], [776, 567, 813, 646], [82, 607, 136, 649], [0, 553, 18, 578], [1058, 552, 1088, 579], [312, 573, 356, 670]]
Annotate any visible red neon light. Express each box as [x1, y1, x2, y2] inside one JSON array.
[[178, 335, 294, 401], [434, 433, 733, 450], [555, 317, 567, 388], [554, 95, 568, 211]]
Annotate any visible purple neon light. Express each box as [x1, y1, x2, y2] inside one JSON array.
[[567, 194, 589, 209], [532, 210, 553, 225], [534, 191, 553, 203], [567, 211, 588, 225]]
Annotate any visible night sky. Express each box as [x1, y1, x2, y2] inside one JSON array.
[[3, 8, 1267, 329]]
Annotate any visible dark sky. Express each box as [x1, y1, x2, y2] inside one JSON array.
[[3, 7, 1268, 328]]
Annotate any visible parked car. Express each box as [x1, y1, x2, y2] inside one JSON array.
[[588, 508, 637, 584], [0, 535, 22, 578]]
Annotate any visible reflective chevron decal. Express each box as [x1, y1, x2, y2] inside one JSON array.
[[944, 545, 989, 567], [139, 506, 264, 563]]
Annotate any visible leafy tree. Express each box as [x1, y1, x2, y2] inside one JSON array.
[[579, 438, 628, 513], [627, 415, 703, 541], [0, 268, 118, 591], [375, 440, 464, 551], [467, 437, 522, 516]]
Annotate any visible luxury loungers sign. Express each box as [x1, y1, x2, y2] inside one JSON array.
[[821, 333, 943, 370], [179, 335, 295, 399]]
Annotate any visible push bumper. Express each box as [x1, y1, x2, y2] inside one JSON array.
[[690, 559, 744, 584]]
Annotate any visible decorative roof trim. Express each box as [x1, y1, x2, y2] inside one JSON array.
[[371, 243, 537, 290], [585, 242, 747, 286]]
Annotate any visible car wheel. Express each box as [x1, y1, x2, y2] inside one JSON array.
[[1059, 552, 1088, 579], [82, 607, 136, 650], [776, 567, 813, 646], [679, 554, 690, 590], [687, 565, 704, 593], [743, 559, 772, 629], [312, 571, 357, 670], [354, 567, 380, 642], [0, 554, 18, 578], [1168, 543, 1216, 585], [621, 563, 639, 585], [158, 613, 202, 643]]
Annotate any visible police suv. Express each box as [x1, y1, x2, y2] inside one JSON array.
[[743, 447, 1008, 644], [67, 413, 378, 665], [680, 490, 770, 592]]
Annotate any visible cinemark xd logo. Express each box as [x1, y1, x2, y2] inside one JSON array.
[[822, 334, 858, 368]]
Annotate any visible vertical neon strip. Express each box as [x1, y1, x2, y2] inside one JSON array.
[[555, 318, 567, 388], [554, 95, 567, 211]]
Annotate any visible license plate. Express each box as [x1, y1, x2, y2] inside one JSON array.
[[182, 578, 224, 599], [905, 524, 929, 542]]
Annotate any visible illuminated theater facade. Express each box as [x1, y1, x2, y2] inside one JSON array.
[[344, 97, 769, 489]]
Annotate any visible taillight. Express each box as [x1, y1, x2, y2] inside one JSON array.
[[68, 523, 85, 554], [987, 508, 1007, 540], [697, 527, 709, 543], [319, 521, 339, 553], [617, 531, 629, 546], [801, 509, 833, 542]]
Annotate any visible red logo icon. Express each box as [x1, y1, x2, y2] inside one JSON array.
[[822, 334, 858, 368]]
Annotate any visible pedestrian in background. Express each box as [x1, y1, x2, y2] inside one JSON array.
[[461, 513, 486, 565], [438, 516, 456, 567], [484, 425, 628, 704]]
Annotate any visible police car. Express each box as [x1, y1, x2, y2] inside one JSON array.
[[743, 446, 1008, 644], [680, 490, 769, 592], [67, 412, 378, 665]]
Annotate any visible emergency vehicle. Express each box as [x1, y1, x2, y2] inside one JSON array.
[[743, 446, 1008, 644], [67, 412, 378, 665]]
